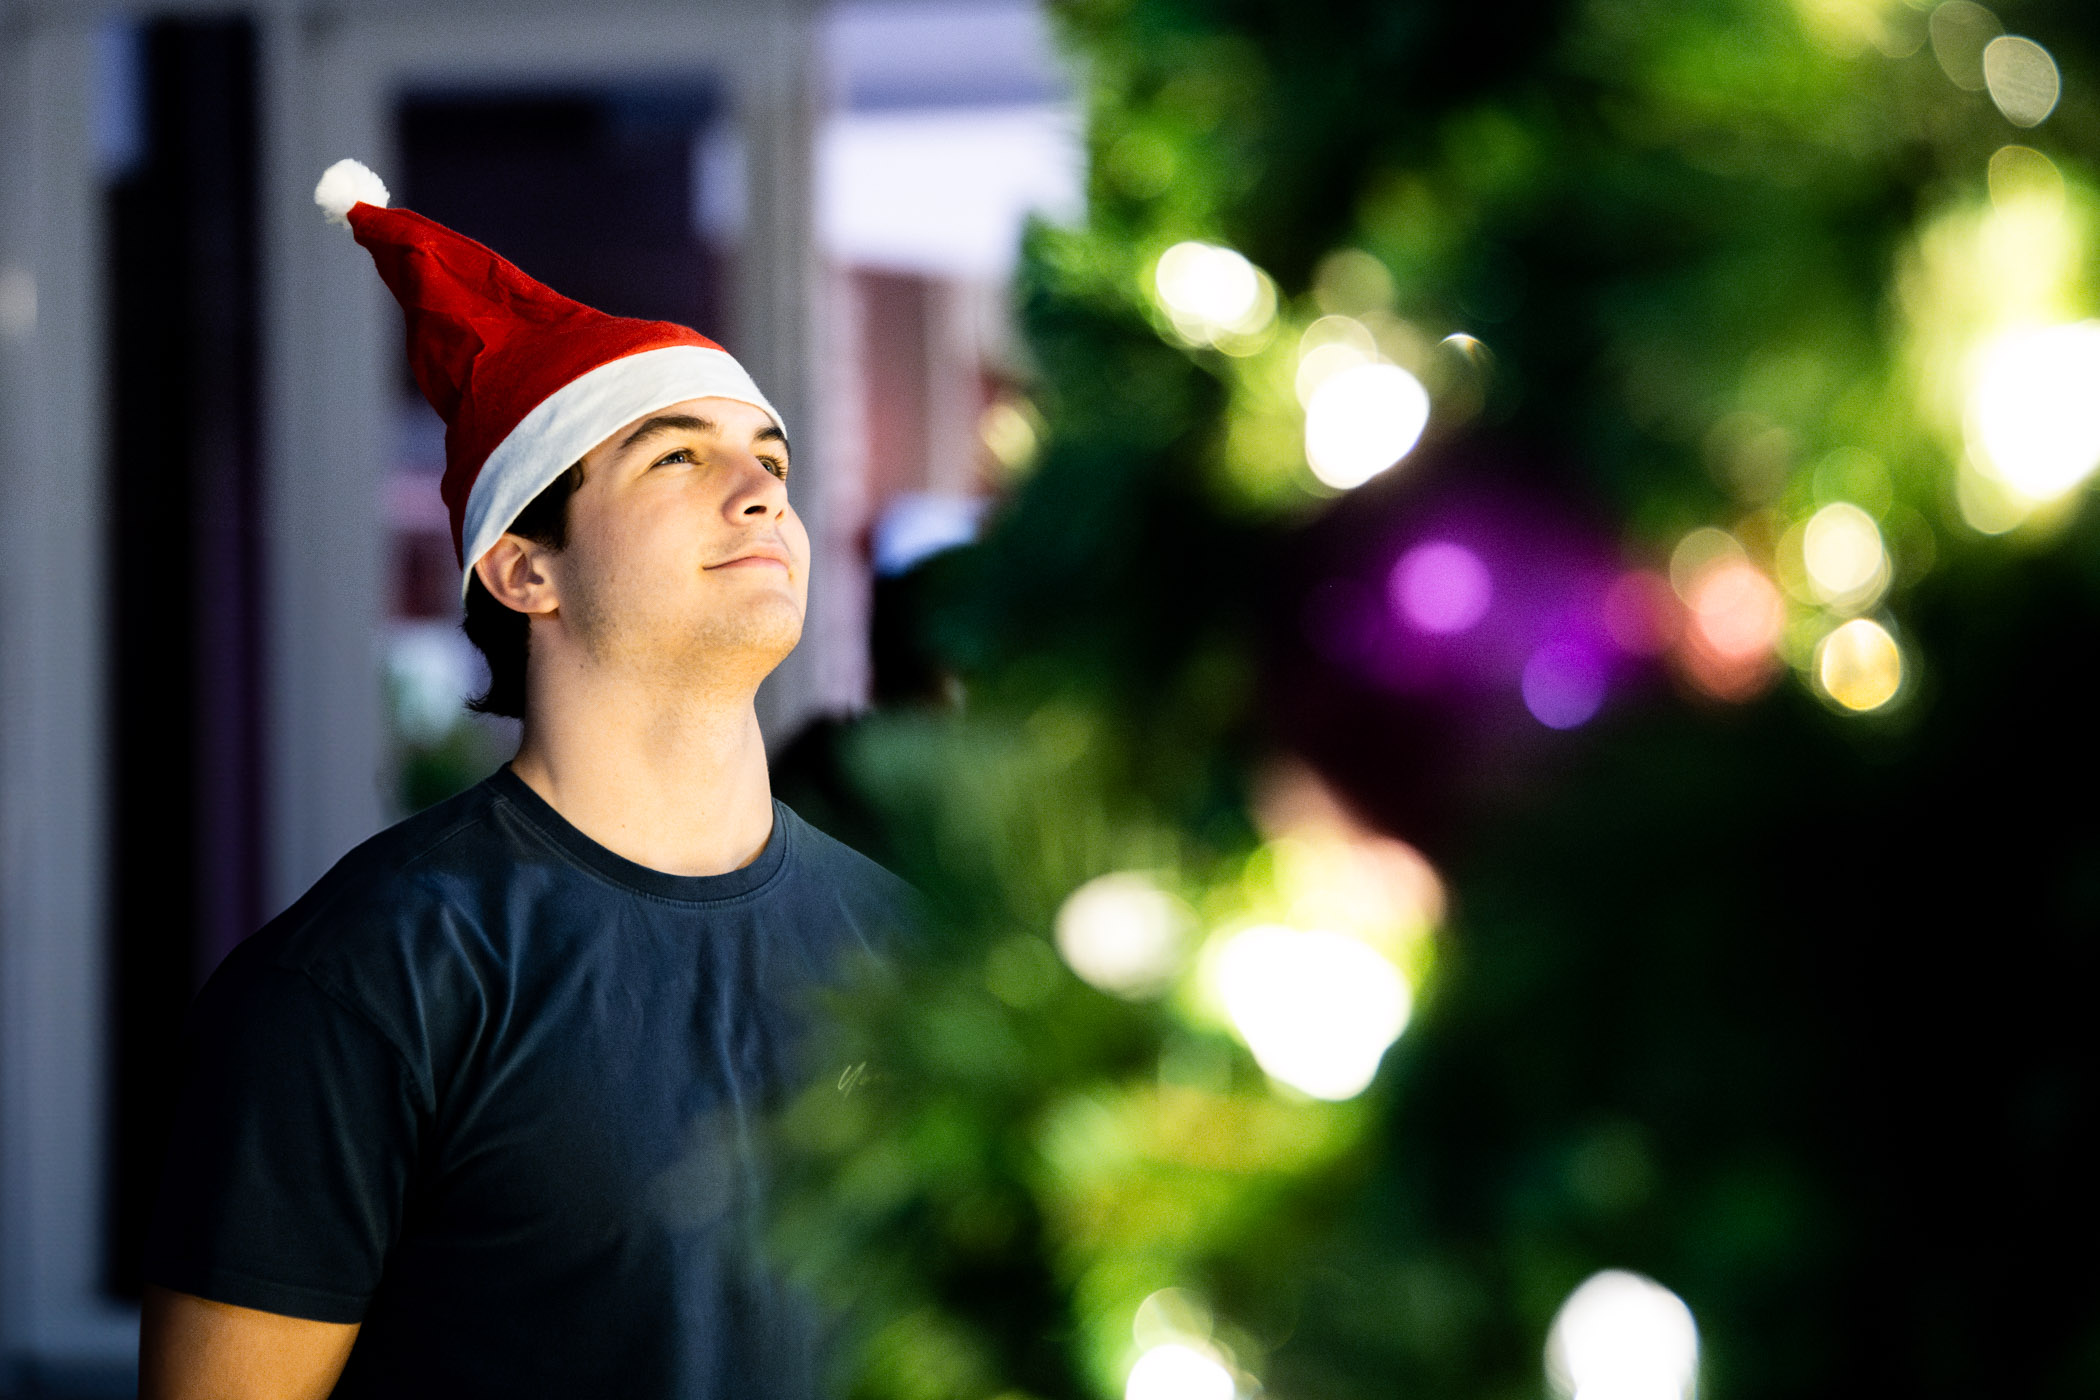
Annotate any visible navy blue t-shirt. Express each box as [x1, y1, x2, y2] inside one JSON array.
[[144, 766, 912, 1398]]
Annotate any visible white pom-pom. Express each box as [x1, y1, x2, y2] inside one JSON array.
[[314, 159, 390, 229]]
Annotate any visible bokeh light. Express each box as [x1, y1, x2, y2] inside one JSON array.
[[1929, 0, 1999, 91], [1211, 924, 1411, 1100], [1983, 36, 2060, 127], [1987, 143, 2063, 207], [1252, 762, 1447, 944], [979, 398, 1041, 475], [1264, 831, 1444, 953], [1153, 241, 1276, 348], [1390, 541, 1493, 634], [1522, 642, 1607, 729], [1303, 362, 1431, 489], [1125, 1343, 1235, 1400], [1667, 528, 1744, 600], [1132, 1288, 1215, 1351], [1800, 502, 1887, 611], [1295, 315, 1380, 406], [1055, 872, 1194, 999], [1544, 1270, 1700, 1400], [1966, 322, 2100, 501], [1312, 246, 1395, 314], [1670, 531, 1783, 700], [1816, 617, 1904, 712], [1441, 330, 1488, 360], [1686, 558, 1784, 662], [1603, 570, 1681, 655]]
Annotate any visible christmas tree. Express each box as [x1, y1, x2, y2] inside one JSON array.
[[772, 1, 2100, 1395]]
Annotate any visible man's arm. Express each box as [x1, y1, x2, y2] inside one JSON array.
[[140, 1285, 360, 1400]]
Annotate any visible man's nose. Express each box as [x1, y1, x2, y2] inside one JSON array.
[[723, 451, 788, 517]]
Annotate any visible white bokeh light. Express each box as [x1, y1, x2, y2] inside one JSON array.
[[1295, 315, 1380, 405], [1125, 1343, 1236, 1400], [1983, 35, 2061, 128], [1967, 322, 2100, 501], [1545, 1270, 1700, 1400], [1800, 502, 1886, 609], [1054, 872, 1193, 998], [1303, 362, 1431, 489], [1154, 242, 1275, 346], [1212, 925, 1410, 1100], [1295, 340, 1378, 406]]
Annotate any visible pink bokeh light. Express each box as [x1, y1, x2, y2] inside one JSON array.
[[1390, 541, 1493, 635], [1602, 569, 1680, 655]]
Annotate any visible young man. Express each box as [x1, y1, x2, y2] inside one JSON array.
[[138, 160, 912, 1400]]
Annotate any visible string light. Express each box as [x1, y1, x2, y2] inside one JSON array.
[[1212, 925, 1410, 1100], [1303, 362, 1431, 489], [1816, 618, 1904, 712], [1545, 1270, 1700, 1400], [1967, 322, 2100, 502], [1982, 36, 2060, 127], [1295, 315, 1380, 406], [1153, 242, 1276, 348], [1523, 642, 1607, 729], [1055, 873, 1193, 998], [1390, 541, 1492, 634], [1800, 503, 1887, 612], [1686, 557, 1783, 663], [1125, 1344, 1235, 1400]]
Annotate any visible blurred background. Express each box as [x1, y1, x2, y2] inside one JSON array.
[[3, 0, 2097, 1395]]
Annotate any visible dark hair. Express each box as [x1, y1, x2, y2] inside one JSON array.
[[463, 462, 584, 719]]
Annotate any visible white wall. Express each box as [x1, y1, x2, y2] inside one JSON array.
[[0, 16, 139, 1381]]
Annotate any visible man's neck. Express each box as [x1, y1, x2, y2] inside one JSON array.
[[507, 666, 776, 878]]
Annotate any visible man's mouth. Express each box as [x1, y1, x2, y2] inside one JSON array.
[[708, 543, 793, 571]]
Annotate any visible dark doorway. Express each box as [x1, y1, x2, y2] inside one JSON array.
[[102, 17, 266, 1298], [396, 86, 727, 339]]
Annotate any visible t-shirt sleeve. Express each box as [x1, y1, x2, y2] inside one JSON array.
[[143, 950, 426, 1323]]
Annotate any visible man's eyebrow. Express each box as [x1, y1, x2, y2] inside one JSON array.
[[617, 414, 715, 455], [616, 413, 791, 460]]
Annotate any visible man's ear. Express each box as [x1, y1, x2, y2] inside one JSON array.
[[474, 534, 560, 617]]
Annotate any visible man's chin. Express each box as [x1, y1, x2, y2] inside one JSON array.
[[678, 608, 804, 682]]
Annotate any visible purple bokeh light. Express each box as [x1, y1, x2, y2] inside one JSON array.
[[1391, 541, 1493, 634], [1278, 458, 1680, 844], [1521, 641, 1607, 729], [1293, 476, 1662, 744]]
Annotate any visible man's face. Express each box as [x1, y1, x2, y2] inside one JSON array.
[[543, 396, 810, 690]]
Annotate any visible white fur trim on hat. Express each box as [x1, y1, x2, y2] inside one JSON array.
[[459, 344, 785, 595], [314, 158, 390, 229]]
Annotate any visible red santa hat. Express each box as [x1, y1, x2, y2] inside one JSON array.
[[312, 157, 784, 595]]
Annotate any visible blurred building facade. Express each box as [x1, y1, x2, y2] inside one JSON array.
[[0, 0, 1073, 1390]]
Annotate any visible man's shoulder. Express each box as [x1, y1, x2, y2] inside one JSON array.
[[185, 779, 526, 1075], [236, 777, 512, 983], [775, 803, 922, 943], [779, 803, 914, 900]]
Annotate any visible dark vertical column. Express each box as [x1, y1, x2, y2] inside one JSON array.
[[103, 17, 262, 1299]]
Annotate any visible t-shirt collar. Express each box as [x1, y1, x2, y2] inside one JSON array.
[[486, 764, 792, 905]]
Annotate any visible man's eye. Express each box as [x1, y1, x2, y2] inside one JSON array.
[[763, 458, 790, 481], [655, 448, 694, 467]]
